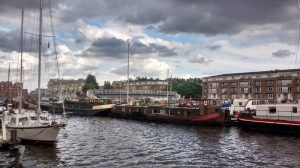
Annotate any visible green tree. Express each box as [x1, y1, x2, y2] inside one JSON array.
[[103, 81, 113, 89], [82, 74, 99, 94], [171, 78, 202, 100]]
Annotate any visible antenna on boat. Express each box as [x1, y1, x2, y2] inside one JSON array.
[[49, 0, 66, 117], [295, 0, 300, 68], [127, 39, 130, 104], [37, 0, 43, 115], [8, 61, 11, 102], [19, 9, 24, 113]]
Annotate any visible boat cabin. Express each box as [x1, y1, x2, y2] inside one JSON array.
[[6, 111, 51, 127], [255, 104, 300, 121], [230, 99, 269, 115]]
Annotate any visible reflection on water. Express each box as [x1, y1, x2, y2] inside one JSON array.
[[1, 116, 300, 167]]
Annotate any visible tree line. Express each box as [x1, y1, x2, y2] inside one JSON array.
[[82, 75, 202, 99]]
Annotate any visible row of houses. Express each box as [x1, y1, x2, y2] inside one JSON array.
[[47, 79, 169, 98], [2, 68, 300, 102]]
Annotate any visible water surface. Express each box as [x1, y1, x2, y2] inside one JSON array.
[[1, 116, 300, 167]]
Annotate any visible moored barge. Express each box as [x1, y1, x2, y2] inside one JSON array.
[[111, 99, 223, 125]]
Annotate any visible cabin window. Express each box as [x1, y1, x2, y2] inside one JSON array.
[[293, 107, 297, 113], [40, 116, 48, 121], [269, 107, 276, 114], [31, 117, 38, 120], [153, 109, 159, 113], [122, 107, 125, 112], [19, 117, 28, 122], [160, 109, 166, 114], [169, 110, 175, 115], [11, 118, 16, 124]]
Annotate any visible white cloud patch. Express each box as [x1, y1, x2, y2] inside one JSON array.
[[188, 54, 213, 65], [111, 57, 171, 79]]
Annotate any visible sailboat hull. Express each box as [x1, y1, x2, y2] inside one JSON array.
[[7, 125, 62, 142]]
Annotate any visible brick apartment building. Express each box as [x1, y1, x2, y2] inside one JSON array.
[[0, 81, 28, 100], [202, 69, 300, 102]]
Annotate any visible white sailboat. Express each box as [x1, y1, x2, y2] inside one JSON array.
[[4, 1, 66, 143]]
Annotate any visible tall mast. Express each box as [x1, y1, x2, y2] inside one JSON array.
[[19, 9, 24, 112], [127, 40, 130, 104], [166, 69, 169, 105], [37, 0, 43, 114], [8, 62, 11, 101]]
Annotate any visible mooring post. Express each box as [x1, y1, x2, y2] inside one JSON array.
[[11, 129, 17, 146], [1, 121, 7, 141]]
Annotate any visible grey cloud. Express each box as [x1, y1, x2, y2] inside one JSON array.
[[241, 56, 249, 60], [110, 64, 162, 77], [0, 0, 60, 21], [189, 56, 213, 65], [1, 0, 297, 37], [272, 49, 293, 58], [86, 37, 177, 59], [0, 29, 49, 53], [208, 44, 222, 51], [77, 0, 293, 36], [0, 55, 10, 61], [0, 29, 20, 52], [110, 65, 127, 75]]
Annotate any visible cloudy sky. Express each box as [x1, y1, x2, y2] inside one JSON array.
[[0, 0, 299, 90]]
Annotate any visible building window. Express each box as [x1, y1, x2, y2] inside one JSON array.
[[221, 88, 227, 93], [210, 83, 218, 88], [231, 82, 236, 87], [221, 82, 227, 87], [278, 80, 292, 86], [240, 87, 250, 93], [255, 87, 261, 93], [267, 94, 273, 99], [269, 107, 276, 114], [255, 81, 261, 86], [293, 107, 297, 113], [279, 86, 292, 93], [267, 87, 273, 93], [240, 81, 251, 87], [267, 80, 273, 86]]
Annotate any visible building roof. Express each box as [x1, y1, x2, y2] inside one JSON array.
[[48, 79, 85, 85], [202, 68, 300, 79]]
